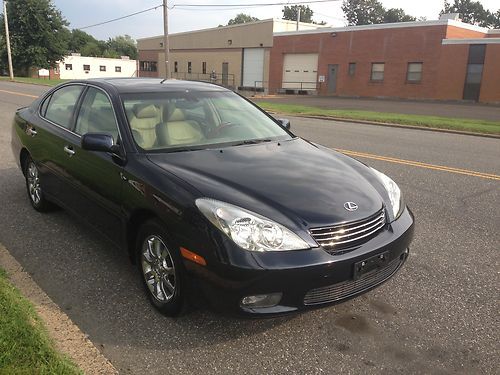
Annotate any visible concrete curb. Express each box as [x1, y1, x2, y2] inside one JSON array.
[[0, 243, 118, 375], [266, 112, 500, 139]]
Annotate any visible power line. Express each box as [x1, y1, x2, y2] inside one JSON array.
[[75, 0, 340, 30], [77, 4, 162, 30], [170, 0, 339, 9]]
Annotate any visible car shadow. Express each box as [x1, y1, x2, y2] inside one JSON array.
[[0, 167, 295, 351]]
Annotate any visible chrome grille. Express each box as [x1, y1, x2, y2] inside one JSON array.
[[310, 209, 386, 255], [303, 256, 403, 306]]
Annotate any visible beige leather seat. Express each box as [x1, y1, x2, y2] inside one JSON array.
[[128, 104, 161, 149], [156, 107, 204, 146]]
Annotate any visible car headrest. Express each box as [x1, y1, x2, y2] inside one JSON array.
[[168, 108, 185, 122], [133, 104, 159, 119]]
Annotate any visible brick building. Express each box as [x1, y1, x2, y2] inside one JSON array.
[[269, 19, 500, 103], [138, 18, 500, 104]]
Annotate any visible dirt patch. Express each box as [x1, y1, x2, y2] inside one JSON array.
[[0, 243, 117, 374]]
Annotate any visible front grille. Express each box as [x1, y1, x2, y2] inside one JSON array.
[[310, 209, 386, 255], [303, 256, 403, 306]]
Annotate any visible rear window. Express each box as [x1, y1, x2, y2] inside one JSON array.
[[44, 85, 84, 129]]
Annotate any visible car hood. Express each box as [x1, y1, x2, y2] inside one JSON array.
[[147, 138, 384, 229]]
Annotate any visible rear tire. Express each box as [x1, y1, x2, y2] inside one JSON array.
[[136, 220, 186, 316], [24, 157, 54, 212]]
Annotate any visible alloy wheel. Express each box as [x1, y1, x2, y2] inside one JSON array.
[[27, 162, 42, 205], [141, 235, 176, 302]]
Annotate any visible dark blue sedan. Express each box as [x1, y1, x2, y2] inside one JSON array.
[[11, 78, 414, 316]]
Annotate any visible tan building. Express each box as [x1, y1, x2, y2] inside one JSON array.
[[137, 19, 327, 91]]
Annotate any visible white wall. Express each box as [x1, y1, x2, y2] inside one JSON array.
[[59, 55, 137, 79]]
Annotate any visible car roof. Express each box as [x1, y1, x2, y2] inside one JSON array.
[[70, 78, 231, 94]]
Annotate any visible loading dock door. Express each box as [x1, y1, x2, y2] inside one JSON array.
[[243, 48, 265, 88], [282, 53, 318, 90]]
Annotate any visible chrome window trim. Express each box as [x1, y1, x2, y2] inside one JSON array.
[[74, 84, 124, 145], [38, 83, 124, 145], [38, 83, 86, 138]]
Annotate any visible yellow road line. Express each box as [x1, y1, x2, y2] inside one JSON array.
[[335, 148, 500, 181], [0, 89, 38, 98]]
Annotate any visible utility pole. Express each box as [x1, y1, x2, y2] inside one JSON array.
[[3, 0, 14, 81], [162, 0, 170, 79], [296, 6, 301, 31]]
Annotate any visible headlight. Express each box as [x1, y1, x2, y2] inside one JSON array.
[[196, 198, 310, 252], [370, 168, 402, 219]]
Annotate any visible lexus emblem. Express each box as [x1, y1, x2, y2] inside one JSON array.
[[344, 202, 358, 211]]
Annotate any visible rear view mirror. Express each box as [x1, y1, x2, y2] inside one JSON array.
[[278, 118, 291, 130], [81, 133, 115, 153]]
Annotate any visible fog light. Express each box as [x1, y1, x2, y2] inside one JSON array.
[[240, 293, 282, 308]]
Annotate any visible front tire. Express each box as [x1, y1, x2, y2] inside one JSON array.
[[24, 157, 53, 212], [136, 220, 186, 316]]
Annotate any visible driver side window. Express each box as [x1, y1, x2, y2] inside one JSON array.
[[75, 87, 119, 142]]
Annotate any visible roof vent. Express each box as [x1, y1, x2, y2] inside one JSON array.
[[440, 13, 460, 21]]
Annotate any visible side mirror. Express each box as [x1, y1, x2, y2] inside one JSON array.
[[81, 133, 116, 153], [278, 118, 291, 130]]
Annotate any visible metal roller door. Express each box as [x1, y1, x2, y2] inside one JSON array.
[[282, 53, 318, 90], [242, 48, 265, 88]]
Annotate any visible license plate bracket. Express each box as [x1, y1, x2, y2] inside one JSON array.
[[353, 251, 389, 280]]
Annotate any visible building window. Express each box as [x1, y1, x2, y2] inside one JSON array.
[[174, 61, 178, 73], [407, 62, 422, 82], [348, 62, 356, 76], [83, 64, 90, 71], [371, 63, 384, 81], [202, 62, 207, 74], [65, 64, 72, 71], [115, 66, 122, 73], [139, 61, 157, 72], [188, 62, 192, 74], [100, 65, 106, 72]]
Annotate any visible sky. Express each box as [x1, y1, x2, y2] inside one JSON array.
[[52, 0, 500, 41]]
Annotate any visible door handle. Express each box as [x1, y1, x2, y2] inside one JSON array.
[[27, 127, 37, 136], [63, 145, 75, 156]]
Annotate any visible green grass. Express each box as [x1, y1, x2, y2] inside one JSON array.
[[0, 76, 67, 86], [257, 102, 500, 135], [0, 268, 81, 374]]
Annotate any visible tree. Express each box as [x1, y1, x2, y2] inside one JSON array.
[[383, 8, 416, 23], [227, 13, 259, 25], [0, 0, 69, 75], [282, 5, 314, 23], [68, 29, 99, 54], [441, 0, 494, 27], [491, 10, 500, 28], [106, 35, 137, 59], [342, 0, 385, 26]]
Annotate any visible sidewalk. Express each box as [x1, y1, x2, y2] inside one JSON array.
[[253, 96, 500, 122]]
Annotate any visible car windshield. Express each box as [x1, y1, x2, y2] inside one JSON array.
[[121, 90, 292, 151]]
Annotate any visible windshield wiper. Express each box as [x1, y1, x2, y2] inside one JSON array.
[[233, 139, 273, 146]]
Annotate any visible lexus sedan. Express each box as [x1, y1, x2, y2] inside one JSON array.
[[11, 78, 414, 316]]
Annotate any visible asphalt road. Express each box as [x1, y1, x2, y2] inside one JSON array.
[[253, 95, 500, 122], [0, 81, 499, 374]]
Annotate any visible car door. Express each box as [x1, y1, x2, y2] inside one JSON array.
[[33, 84, 86, 204], [62, 86, 125, 245]]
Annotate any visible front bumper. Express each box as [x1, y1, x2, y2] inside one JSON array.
[[192, 206, 414, 316]]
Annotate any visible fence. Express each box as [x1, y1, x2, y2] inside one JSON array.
[[171, 72, 235, 88], [253, 81, 319, 96]]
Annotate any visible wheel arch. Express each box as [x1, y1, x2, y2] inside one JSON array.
[[20, 148, 30, 175], [126, 208, 160, 263]]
